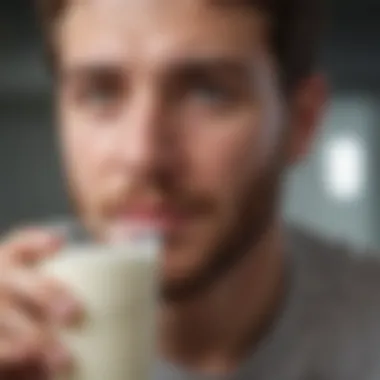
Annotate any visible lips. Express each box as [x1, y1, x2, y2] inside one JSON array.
[[112, 204, 187, 234]]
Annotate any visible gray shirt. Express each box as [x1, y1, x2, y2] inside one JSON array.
[[61, 221, 380, 380]]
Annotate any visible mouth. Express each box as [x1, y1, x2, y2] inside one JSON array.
[[109, 203, 189, 236]]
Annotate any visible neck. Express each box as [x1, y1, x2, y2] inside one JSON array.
[[159, 221, 286, 374]]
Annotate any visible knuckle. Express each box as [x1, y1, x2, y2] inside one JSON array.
[[0, 227, 62, 268]]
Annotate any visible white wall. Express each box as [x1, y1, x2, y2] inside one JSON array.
[[285, 95, 378, 249]]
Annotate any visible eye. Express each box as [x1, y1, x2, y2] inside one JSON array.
[[71, 72, 124, 117], [192, 81, 233, 105], [82, 83, 120, 108]]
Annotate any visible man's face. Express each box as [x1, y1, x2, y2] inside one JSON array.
[[56, 0, 318, 300]]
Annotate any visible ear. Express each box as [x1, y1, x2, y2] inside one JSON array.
[[285, 73, 328, 165]]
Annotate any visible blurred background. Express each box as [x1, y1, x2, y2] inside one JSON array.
[[0, 1, 379, 248]]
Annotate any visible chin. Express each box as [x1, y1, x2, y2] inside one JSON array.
[[159, 239, 217, 302], [161, 244, 201, 277]]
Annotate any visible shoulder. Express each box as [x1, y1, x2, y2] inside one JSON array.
[[288, 225, 380, 305], [286, 225, 380, 379]]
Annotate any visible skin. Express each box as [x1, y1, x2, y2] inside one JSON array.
[[56, 0, 312, 298], [0, 0, 326, 377]]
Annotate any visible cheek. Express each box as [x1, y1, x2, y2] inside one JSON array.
[[59, 112, 115, 207], [186, 113, 269, 208]]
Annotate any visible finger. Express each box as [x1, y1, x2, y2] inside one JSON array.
[[0, 306, 72, 375], [0, 305, 46, 364], [42, 339, 73, 374], [1, 270, 82, 325], [0, 229, 64, 266], [0, 362, 48, 380]]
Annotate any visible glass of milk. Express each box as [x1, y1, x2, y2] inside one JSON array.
[[40, 232, 161, 380]]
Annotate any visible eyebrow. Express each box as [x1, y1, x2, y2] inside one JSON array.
[[209, 0, 265, 10], [171, 55, 248, 69], [60, 63, 123, 80], [169, 58, 249, 85], [216, 0, 271, 8]]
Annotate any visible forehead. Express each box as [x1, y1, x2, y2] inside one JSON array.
[[57, 0, 270, 69]]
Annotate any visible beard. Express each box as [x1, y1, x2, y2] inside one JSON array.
[[67, 145, 286, 304], [161, 158, 285, 303]]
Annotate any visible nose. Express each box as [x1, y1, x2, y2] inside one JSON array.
[[116, 87, 173, 177]]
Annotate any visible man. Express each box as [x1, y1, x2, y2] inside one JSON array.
[[1, 0, 380, 379]]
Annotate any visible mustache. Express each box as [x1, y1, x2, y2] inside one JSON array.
[[99, 179, 214, 216]]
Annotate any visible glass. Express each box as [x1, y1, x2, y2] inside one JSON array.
[[40, 230, 161, 380]]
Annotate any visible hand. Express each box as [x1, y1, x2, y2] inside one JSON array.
[[0, 228, 82, 379]]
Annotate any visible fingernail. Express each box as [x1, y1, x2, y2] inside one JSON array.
[[53, 300, 82, 325], [43, 235, 64, 250], [46, 346, 72, 372]]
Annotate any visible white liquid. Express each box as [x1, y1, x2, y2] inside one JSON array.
[[41, 243, 159, 380]]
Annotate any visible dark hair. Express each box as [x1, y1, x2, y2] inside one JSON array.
[[35, 0, 325, 90]]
